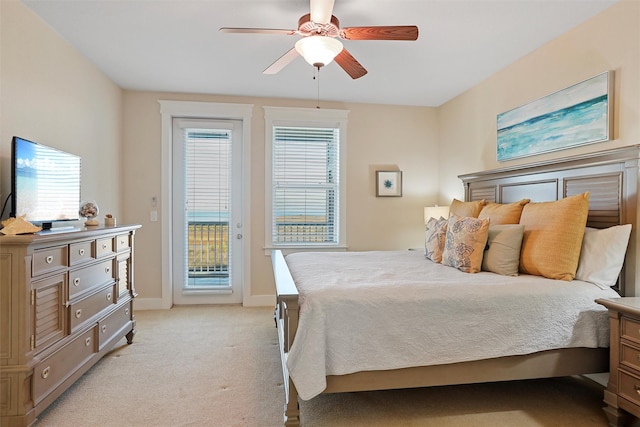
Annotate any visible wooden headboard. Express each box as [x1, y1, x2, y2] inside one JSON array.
[[459, 145, 640, 296]]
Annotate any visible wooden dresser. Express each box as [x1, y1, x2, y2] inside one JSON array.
[[0, 224, 141, 427], [596, 297, 640, 427]]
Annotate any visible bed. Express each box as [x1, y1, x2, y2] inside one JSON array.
[[272, 145, 640, 426]]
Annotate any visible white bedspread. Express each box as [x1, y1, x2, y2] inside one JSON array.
[[284, 250, 619, 400]]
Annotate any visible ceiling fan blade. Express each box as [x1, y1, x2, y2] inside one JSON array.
[[341, 26, 419, 41], [334, 48, 367, 79], [263, 48, 300, 75], [310, 0, 335, 24], [219, 27, 297, 36]]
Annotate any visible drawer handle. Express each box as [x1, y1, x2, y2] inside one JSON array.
[[106, 292, 112, 301], [105, 266, 111, 274], [102, 243, 108, 250], [101, 324, 107, 333], [79, 248, 85, 256], [120, 240, 126, 246], [85, 337, 92, 346], [75, 309, 82, 319], [41, 366, 50, 379], [125, 308, 130, 316], [635, 385, 640, 396], [73, 278, 80, 287], [45, 255, 54, 264]]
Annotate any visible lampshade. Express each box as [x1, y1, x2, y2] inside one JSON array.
[[295, 36, 343, 68], [424, 206, 450, 224]]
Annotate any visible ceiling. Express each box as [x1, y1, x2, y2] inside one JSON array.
[[22, 0, 618, 107]]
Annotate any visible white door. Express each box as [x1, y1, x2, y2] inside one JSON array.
[[171, 118, 243, 304]]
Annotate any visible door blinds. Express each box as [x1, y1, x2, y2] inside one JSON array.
[[183, 126, 232, 285]]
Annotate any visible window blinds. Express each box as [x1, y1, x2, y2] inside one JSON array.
[[183, 127, 232, 285], [272, 126, 339, 244], [184, 129, 231, 222]]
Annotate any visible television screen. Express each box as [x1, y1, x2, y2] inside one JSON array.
[[11, 136, 81, 228]]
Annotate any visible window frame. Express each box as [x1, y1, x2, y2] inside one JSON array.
[[264, 106, 349, 253]]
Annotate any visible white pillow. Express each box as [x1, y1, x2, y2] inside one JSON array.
[[575, 224, 632, 288]]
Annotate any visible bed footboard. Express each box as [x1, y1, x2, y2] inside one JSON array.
[[272, 250, 300, 426]]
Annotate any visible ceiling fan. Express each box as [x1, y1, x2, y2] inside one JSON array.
[[219, 0, 418, 79]]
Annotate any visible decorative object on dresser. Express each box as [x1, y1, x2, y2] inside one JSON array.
[[0, 224, 141, 427], [595, 297, 640, 427], [79, 201, 100, 226], [104, 214, 116, 227], [0, 216, 42, 235]]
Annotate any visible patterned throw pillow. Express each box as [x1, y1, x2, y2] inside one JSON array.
[[425, 216, 448, 262], [449, 198, 487, 218], [442, 214, 490, 273]]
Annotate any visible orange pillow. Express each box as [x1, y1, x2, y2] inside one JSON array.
[[478, 199, 530, 225], [449, 198, 486, 218], [518, 192, 590, 280]]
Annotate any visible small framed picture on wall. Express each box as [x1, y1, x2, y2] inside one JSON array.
[[376, 171, 402, 197]]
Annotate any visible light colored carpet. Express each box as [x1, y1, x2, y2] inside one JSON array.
[[34, 305, 618, 427]]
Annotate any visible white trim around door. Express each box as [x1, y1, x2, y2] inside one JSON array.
[[152, 100, 253, 309]]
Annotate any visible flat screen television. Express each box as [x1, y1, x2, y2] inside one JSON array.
[[11, 136, 81, 230]]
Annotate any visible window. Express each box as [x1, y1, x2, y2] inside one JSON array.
[[264, 106, 349, 250]]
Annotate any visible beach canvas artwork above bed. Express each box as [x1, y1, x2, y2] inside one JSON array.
[[497, 71, 613, 161]]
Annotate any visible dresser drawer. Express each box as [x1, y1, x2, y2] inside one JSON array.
[[69, 260, 114, 300], [115, 234, 130, 252], [621, 343, 640, 372], [69, 240, 95, 266], [96, 237, 114, 257], [32, 246, 68, 277], [32, 326, 97, 405], [622, 317, 640, 344], [619, 370, 640, 409], [98, 302, 132, 350], [69, 286, 116, 333]]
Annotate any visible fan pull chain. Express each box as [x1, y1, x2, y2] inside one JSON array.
[[315, 65, 321, 109]]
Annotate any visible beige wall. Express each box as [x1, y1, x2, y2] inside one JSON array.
[[122, 92, 439, 303], [438, 0, 640, 201], [0, 1, 123, 218]]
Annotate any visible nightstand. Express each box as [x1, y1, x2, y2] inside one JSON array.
[[596, 297, 640, 427]]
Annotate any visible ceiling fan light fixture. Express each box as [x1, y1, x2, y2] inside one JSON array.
[[295, 36, 343, 68]]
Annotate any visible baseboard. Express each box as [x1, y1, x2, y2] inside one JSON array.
[[243, 294, 276, 307], [134, 297, 171, 310], [134, 295, 276, 310], [583, 372, 609, 387]]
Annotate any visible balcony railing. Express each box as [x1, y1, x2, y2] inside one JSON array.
[[187, 219, 335, 282], [273, 219, 335, 243], [188, 221, 229, 279]]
